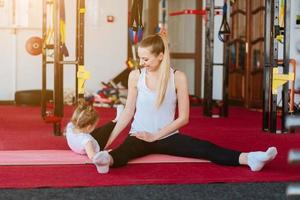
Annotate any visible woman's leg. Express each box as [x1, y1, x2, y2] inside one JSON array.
[[153, 133, 241, 166], [153, 133, 277, 170], [90, 121, 116, 149], [109, 136, 154, 167], [240, 147, 277, 171], [91, 104, 124, 149]]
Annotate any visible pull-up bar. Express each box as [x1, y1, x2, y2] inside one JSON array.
[[169, 8, 222, 16]]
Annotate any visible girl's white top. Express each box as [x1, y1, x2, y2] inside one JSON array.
[[66, 122, 100, 155], [130, 67, 178, 137]]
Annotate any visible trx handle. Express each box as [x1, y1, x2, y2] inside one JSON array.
[[218, 1, 230, 42]]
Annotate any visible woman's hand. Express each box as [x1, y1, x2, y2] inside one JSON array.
[[132, 131, 158, 142]]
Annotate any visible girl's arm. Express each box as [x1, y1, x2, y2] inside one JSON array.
[[104, 70, 139, 149], [135, 70, 190, 142]]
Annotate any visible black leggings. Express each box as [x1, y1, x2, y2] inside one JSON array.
[[90, 121, 116, 150], [91, 122, 241, 168], [110, 133, 241, 167]]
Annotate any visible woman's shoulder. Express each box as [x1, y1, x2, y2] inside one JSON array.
[[129, 68, 142, 76], [129, 68, 142, 82], [173, 69, 187, 81]]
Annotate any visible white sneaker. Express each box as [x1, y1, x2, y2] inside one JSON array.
[[93, 151, 110, 174]]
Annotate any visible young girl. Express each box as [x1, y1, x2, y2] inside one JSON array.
[[92, 33, 278, 174], [65, 99, 123, 173]]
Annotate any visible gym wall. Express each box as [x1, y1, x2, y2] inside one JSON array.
[[0, 0, 127, 101]]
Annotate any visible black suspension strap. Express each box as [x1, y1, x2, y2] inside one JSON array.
[[218, 0, 230, 42]]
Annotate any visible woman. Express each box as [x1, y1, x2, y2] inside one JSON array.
[[93, 33, 277, 173]]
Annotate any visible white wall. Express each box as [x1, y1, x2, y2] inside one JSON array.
[[0, 30, 15, 100], [168, 0, 196, 95], [0, 0, 15, 100], [0, 0, 128, 101], [85, 0, 128, 93]]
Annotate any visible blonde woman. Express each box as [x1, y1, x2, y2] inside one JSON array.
[[93, 34, 277, 173]]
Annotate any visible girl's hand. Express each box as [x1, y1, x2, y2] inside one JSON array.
[[133, 131, 158, 142]]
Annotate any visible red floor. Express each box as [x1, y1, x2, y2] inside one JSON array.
[[0, 105, 299, 188]]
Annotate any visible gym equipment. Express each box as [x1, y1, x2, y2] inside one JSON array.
[[169, 8, 222, 17], [263, 0, 295, 133], [25, 36, 43, 56], [0, 150, 208, 166], [58, 0, 69, 57], [128, 0, 144, 45], [218, 0, 230, 43], [156, 0, 167, 33], [203, 0, 229, 117], [85, 82, 122, 107], [15, 90, 53, 106], [77, 65, 90, 95], [169, 0, 229, 118], [41, 0, 86, 135]]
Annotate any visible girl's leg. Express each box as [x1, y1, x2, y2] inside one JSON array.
[[90, 121, 116, 149], [153, 133, 241, 166]]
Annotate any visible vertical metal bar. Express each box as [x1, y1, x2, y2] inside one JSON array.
[[221, 39, 229, 117], [195, 0, 202, 98], [263, 0, 272, 131], [203, 0, 214, 117], [76, 0, 85, 100], [270, 0, 279, 133], [41, 0, 47, 118], [53, 0, 63, 135], [220, 0, 230, 118], [282, 0, 291, 133]]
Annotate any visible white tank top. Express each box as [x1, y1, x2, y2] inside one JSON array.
[[66, 122, 100, 155], [130, 68, 178, 137]]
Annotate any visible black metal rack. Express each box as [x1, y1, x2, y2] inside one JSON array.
[[41, 0, 85, 135]]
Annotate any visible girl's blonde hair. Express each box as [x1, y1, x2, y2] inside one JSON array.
[[139, 34, 170, 107], [71, 99, 99, 129]]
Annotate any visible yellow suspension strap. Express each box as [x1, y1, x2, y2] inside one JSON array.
[[46, 0, 54, 45], [59, 0, 69, 57], [276, 0, 285, 43], [272, 68, 294, 95], [272, 66, 295, 114], [279, 0, 284, 28], [77, 65, 90, 95], [275, 59, 297, 113]]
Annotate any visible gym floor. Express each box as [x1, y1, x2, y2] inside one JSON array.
[[0, 182, 293, 200]]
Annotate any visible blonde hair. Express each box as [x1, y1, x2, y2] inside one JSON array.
[[71, 99, 99, 129], [139, 34, 171, 107]]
